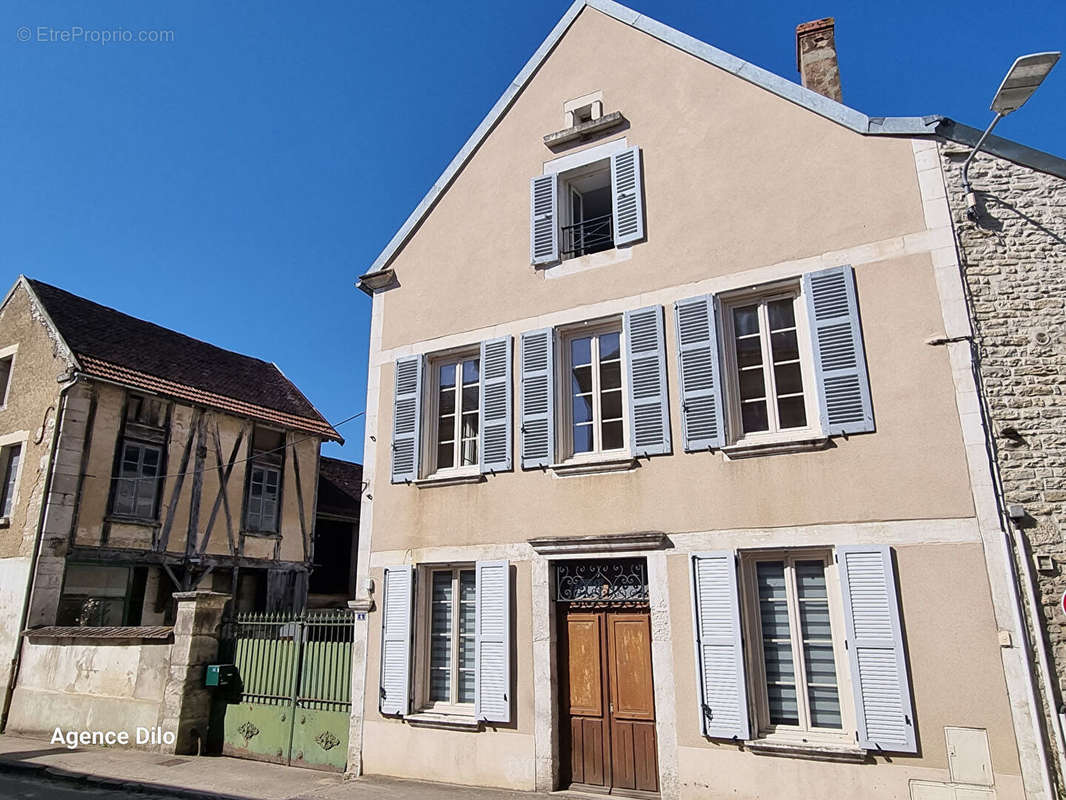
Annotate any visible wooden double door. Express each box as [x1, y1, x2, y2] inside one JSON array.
[[561, 606, 659, 795]]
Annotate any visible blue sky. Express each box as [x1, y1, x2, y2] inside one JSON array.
[[3, 0, 1063, 461]]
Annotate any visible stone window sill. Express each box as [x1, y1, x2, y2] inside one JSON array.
[[241, 529, 281, 539], [550, 457, 637, 477], [721, 436, 830, 460], [106, 514, 161, 529], [543, 111, 626, 147], [414, 472, 486, 489], [745, 738, 867, 763], [404, 711, 480, 731]]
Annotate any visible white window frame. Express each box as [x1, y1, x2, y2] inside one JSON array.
[[245, 463, 280, 533], [423, 348, 481, 479], [738, 548, 855, 745], [0, 440, 23, 522], [112, 439, 164, 521], [719, 283, 820, 446], [413, 564, 477, 715], [0, 344, 17, 411], [556, 317, 629, 463], [558, 159, 613, 260]]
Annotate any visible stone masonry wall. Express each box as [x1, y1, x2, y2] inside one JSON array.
[[939, 139, 1066, 773]]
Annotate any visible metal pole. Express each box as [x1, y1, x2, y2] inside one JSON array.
[[960, 111, 1005, 221]]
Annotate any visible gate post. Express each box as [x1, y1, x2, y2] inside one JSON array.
[[161, 590, 229, 754], [345, 597, 373, 776]]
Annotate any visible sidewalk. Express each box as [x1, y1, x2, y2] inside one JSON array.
[[0, 733, 537, 800]]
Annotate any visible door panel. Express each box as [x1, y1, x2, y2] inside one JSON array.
[[607, 613, 659, 794], [568, 615, 603, 717]]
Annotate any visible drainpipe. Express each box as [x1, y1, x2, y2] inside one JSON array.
[[1007, 504, 1066, 792], [0, 381, 71, 731]]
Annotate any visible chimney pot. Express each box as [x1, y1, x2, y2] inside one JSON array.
[[796, 17, 842, 102]]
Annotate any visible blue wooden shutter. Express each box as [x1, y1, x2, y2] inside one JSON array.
[[611, 146, 644, 246], [520, 328, 554, 468], [837, 546, 917, 753], [530, 174, 558, 265], [379, 565, 413, 716], [390, 356, 422, 483], [690, 552, 750, 740], [803, 265, 874, 435], [475, 560, 511, 723], [675, 295, 726, 451], [479, 336, 512, 474], [624, 306, 671, 457]]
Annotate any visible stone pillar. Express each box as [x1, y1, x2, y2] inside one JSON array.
[[345, 597, 373, 776], [160, 590, 228, 754]]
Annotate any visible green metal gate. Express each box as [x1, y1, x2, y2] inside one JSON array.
[[219, 609, 354, 771]]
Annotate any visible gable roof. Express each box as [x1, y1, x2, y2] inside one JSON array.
[[19, 278, 341, 442], [360, 0, 1066, 284]]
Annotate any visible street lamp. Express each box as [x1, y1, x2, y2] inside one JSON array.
[[962, 51, 1060, 220]]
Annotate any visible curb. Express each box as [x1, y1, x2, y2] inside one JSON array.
[[0, 756, 251, 800]]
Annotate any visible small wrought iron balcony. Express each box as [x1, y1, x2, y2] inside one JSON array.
[[561, 214, 613, 259]]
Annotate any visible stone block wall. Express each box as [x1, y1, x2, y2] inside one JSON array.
[[939, 139, 1066, 744]]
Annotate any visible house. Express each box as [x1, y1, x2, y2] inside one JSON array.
[[309, 456, 363, 608], [347, 3, 1064, 799], [936, 107, 1066, 786], [0, 276, 341, 728]]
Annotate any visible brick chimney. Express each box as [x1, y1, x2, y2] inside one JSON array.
[[796, 18, 842, 102]]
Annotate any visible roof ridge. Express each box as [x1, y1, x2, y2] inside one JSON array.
[[25, 278, 278, 369]]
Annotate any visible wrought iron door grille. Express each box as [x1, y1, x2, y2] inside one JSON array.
[[561, 214, 613, 259], [555, 558, 648, 602]]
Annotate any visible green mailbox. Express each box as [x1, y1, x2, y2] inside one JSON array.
[[205, 664, 238, 688]]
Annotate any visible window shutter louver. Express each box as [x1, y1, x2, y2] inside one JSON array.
[[803, 265, 874, 436], [611, 146, 645, 246], [530, 174, 558, 265], [520, 328, 554, 468], [390, 356, 423, 483], [475, 560, 511, 723], [624, 306, 671, 457], [690, 552, 750, 740], [675, 295, 726, 451], [837, 546, 917, 753], [479, 336, 513, 474], [379, 565, 414, 716]]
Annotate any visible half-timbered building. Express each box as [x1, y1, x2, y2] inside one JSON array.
[[0, 276, 340, 716]]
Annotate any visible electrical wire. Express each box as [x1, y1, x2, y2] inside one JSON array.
[[113, 410, 365, 485]]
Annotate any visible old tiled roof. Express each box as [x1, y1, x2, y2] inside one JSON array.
[[27, 279, 341, 442], [317, 456, 363, 519]]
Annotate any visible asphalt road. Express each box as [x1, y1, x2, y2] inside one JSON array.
[[0, 771, 186, 799]]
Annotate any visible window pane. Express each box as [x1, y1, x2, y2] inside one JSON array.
[[757, 561, 798, 726], [461, 386, 478, 413], [265, 470, 279, 489], [767, 298, 796, 331], [774, 363, 804, 396], [570, 337, 592, 366], [599, 360, 621, 391], [599, 332, 620, 361], [777, 396, 807, 429], [808, 686, 842, 729], [437, 444, 454, 470], [439, 387, 456, 415], [437, 414, 455, 445], [439, 364, 456, 388], [572, 394, 593, 424], [571, 364, 592, 395], [458, 571, 476, 704], [601, 390, 622, 421], [142, 448, 159, 470], [735, 336, 762, 369], [460, 437, 477, 467], [770, 330, 799, 363], [601, 420, 623, 451], [462, 359, 479, 385], [796, 561, 828, 599], [742, 401, 769, 433], [429, 572, 453, 702], [461, 413, 478, 440], [573, 423, 593, 454], [738, 368, 765, 401], [732, 306, 759, 337]]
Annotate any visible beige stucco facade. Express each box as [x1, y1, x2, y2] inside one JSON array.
[[349, 5, 1052, 800]]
